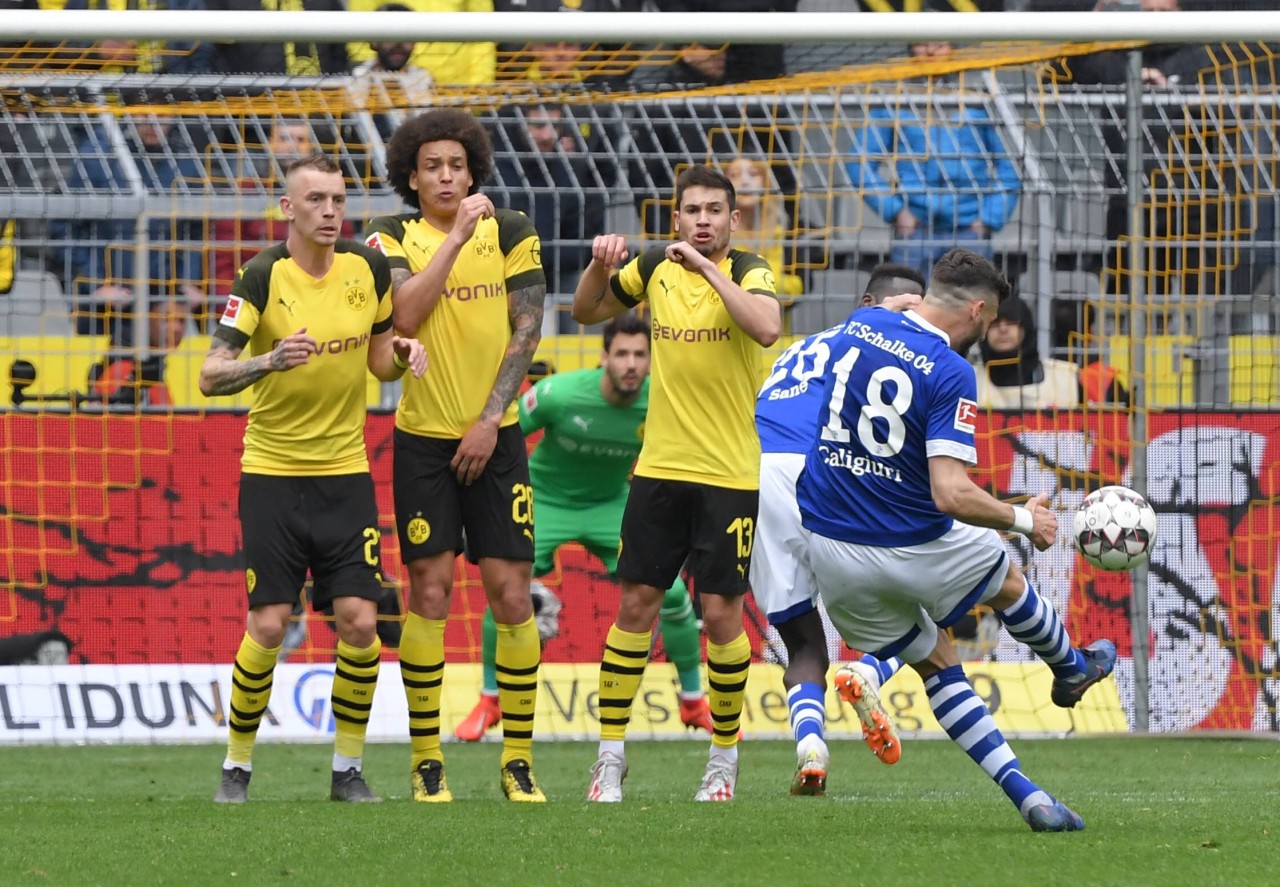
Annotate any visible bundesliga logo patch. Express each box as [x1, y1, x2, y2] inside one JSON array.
[[953, 398, 978, 434], [365, 232, 387, 254], [219, 295, 243, 328]]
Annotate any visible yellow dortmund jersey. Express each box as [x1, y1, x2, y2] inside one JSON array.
[[213, 239, 393, 476], [611, 246, 777, 490], [363, 209, 545, 439]]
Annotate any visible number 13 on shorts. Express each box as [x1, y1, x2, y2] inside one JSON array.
[[727, 515, 754, 578]]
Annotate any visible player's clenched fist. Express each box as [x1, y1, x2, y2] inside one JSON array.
[[591, 234, 629, 271], [269, 326, 319, 371], [1026, 494, 1058, 552], [451, 193, 496, 242]]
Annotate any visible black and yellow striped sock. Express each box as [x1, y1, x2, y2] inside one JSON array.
[[399, 612, 446, 769], [495, 615, 540, 767], [226, 632, 279, 766], [598, 625, 651, 742], [332, 637, 381, 762], [707, 633, 751, 750]]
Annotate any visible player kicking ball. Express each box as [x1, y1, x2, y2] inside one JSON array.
[[799, 249, 1115, 831], [455, 315, 715, 742], [753, 262, 927, 796]]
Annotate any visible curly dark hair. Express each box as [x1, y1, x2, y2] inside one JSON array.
[[384, 109, 494, 209]]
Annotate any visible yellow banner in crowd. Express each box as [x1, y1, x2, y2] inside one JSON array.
[[443, 662, 1129, 741]]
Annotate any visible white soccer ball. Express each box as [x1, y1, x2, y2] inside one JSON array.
[[1072, 485, 1158, 572]]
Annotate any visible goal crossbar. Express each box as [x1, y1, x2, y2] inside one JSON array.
[[2, 10, 1279, 46]]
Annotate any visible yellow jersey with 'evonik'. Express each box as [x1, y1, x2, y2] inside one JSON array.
[[363, 209, 545, 439], [611, 246, 777, 490], [213, 239, 393, 476]]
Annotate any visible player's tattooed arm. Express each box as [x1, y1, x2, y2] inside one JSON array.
[[198, 329, 318, 397], [389, 267, 412, 295], [480, 281, 546, 423], [453, 282, 545, 485]]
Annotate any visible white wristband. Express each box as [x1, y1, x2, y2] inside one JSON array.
[[1010, 505, 1035, 536]]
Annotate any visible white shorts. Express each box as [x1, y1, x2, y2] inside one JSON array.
[[808, 521, 1010, 664], [748, 452, 815, 623]]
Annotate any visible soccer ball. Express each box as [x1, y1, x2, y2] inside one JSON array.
[[1072, 485, 1158, 572]]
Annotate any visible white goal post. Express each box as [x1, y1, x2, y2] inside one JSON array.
[[3, 9, 1280, 45]]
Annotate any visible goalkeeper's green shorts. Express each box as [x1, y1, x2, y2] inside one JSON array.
[[533, 495, 626, 577]]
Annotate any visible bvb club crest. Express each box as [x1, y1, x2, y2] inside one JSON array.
[[406, 517, 431, 545], [345, 286, 368, 311]]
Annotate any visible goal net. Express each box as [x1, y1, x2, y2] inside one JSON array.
[[1, 7, 1277, 743]]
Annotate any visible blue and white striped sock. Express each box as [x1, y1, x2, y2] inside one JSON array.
[[925, 665, 1051, 816], [994, 577, 1086, 678], [858, 653, 904, 689], [787, 682, 826, 748]]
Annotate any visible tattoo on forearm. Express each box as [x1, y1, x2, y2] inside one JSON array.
[[203, 338, 271, 396], [389, 267, 412, 294], [480, 283, 546, 421]]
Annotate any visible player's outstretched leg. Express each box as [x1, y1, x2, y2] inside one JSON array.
[[401, 612, 452, 802], [455, 608, 502, 742], [833, 658, 901, 765], [329, 637, 383, 802], [924, 664, 1084, 832], [587, 624, 652, 803], [659, 579, 713, 734], [215, 631, 279, 804], [992, 574, 1116, 709], [1050, 639, 1117, 709], [495, 615, 545, 802]]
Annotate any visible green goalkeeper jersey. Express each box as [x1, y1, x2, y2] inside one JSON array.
[[518, 367, 649, 507]]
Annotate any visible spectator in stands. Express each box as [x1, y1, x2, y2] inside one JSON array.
[[494, 104, 611, 330], [349, 3, 435, 138], [206, 0, 351, 75], [724, 156, 803, 307], [1045, 0, 1237, 306], [976, 294, 1128, 410], [493, 0, 667, 90], [347, 0, 495, 84], [846, 39, 1021, 282], [88, 297, 190, 407], [626, 2, 793, 87], [494, 1, 581, 84], [209, 119, 355, 308], [629, 41, 727, 92], [47, 119, 205, 343], [59, 1, 212, 74], [627, 43, 804, 238]]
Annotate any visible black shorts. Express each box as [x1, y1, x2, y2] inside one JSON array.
[[617, 476, 758, 597], [393, 423, 534, 565], [238, 473, 384, 611]]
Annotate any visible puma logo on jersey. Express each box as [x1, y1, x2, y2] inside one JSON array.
[[571, 415, 593, 432], [276, 296, 296, 315]]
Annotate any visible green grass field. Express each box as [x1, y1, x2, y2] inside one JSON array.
[[2, 738, 1274, 886]]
